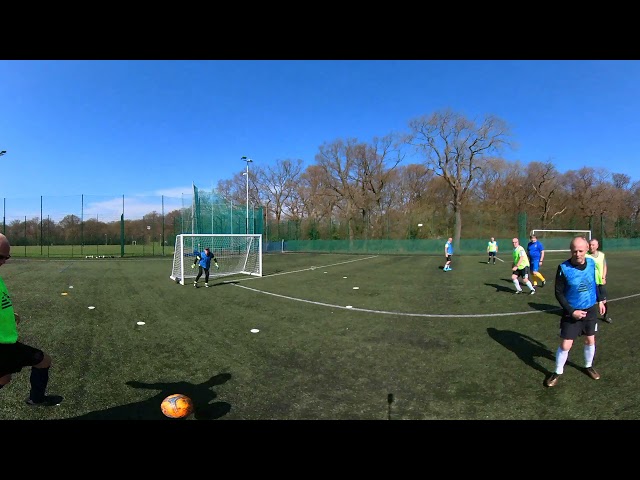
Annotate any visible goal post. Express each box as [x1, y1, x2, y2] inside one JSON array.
[[170, 234, 262, 285], [530, 229, 592, 253]]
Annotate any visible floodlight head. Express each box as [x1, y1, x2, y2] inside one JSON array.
[[0, 150, 6, 156]]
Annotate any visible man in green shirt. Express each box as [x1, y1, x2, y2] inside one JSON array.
[[0, 233, 62, 406], [511, 238, 536, 295]]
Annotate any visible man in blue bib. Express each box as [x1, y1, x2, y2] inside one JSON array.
[[545, 236, 606, 387]]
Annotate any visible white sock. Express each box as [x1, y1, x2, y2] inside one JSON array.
[[513, 279, 522, 291], [584, 344, 596, 368], [525, 280, 534, 291], [555, 347, 569, 374]]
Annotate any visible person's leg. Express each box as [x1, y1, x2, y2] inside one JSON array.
[[584, 336, 596, 368], [546, 318, 577, 387], [22, 346, 62, 405], [523, 274, 535, 293], [29, 353, 51, 403], [581, 310, 600, 379], [555, 339, 573, 373], [204, 267, 210, 287], [512, 273, 522, 292], [195, 266, 203, 286]]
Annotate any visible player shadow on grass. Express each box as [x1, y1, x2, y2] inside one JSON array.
[[65, 373, 232, 420], [484, 280, 518, 293], [487, 328, 581, 377]]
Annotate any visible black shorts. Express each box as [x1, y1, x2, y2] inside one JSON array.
[[559, 304, 599, 340], [445, 255, 452, 262], [597, 284, 608, 301], [0, 341, 45, 377], [488, 252, 496, 257], [514, 266, 530, 278]]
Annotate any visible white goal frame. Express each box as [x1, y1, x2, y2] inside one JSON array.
[[530, 229, 592, 252], [170, 234, 262, 285]]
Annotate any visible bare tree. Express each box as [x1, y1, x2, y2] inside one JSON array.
[[353, 134, 404, 239], [314, 138, 364, 241], [562, 166, 610, 230], [256, 158, 303, 225], [405, 109, 512, 248], [525, 161, 569, 229]]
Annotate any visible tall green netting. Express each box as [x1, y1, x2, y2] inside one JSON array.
[[191, 185, 263, 236]]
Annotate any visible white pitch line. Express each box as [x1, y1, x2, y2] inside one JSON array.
[[221, 255, 379, 283], [232, 285, 640, 318], [234, 283, 552, 318]]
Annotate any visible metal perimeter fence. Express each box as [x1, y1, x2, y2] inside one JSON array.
[[2, 192, 263, 258]]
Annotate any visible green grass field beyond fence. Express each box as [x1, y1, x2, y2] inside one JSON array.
[[1, 250, 639, 420]]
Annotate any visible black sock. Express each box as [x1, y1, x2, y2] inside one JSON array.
[[29, 367, 49, 403]]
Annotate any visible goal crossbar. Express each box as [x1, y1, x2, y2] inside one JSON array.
[[530, 229, 592, 253], [170, 234, 262, 285]]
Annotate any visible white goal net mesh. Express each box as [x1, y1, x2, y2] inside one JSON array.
[[170, 234, 262, 285], [530, 229, 592, 252]]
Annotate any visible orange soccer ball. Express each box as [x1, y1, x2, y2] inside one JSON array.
[[161, 394, 194, 419]]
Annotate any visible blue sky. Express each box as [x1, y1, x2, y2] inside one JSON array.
[[1, 60, 639, 220]]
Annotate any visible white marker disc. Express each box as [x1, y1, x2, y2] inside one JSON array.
[[250, 328, 260, 333]]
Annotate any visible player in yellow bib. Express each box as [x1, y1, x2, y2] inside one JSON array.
[[486, 237, 498, 264], [511, 238, 535, 294], [587, 238, 611, 324]]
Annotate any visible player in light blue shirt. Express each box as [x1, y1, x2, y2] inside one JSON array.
[[443, 237, 453, 271]]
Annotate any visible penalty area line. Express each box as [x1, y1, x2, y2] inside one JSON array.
[[232, 283, 563, 318], [232, 286, 640, 318]]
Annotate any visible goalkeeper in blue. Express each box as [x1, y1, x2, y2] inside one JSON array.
[[191, 247, 219, 288]]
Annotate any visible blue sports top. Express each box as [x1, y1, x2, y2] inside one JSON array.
[[558, 257, 597, 310], [194, 250, 214, 269], [527, 240, 544, 259]]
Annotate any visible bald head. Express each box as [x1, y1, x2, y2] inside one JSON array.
[[570, 236, 589, 265], [0, 233, 10, 266]]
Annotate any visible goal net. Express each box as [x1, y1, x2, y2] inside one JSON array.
[[170, 234, 262, 285], [530, 229, 592, 253]]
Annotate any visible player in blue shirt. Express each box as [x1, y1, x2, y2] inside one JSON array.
[[527, 234, 546, 287], [191, 247, 219, 288]]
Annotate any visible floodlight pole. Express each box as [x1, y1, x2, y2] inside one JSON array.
[[241, 156, 253, 234]]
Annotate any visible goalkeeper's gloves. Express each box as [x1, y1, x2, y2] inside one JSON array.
[[215, 262, 219, 269], [191, 263, 196, 269]]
